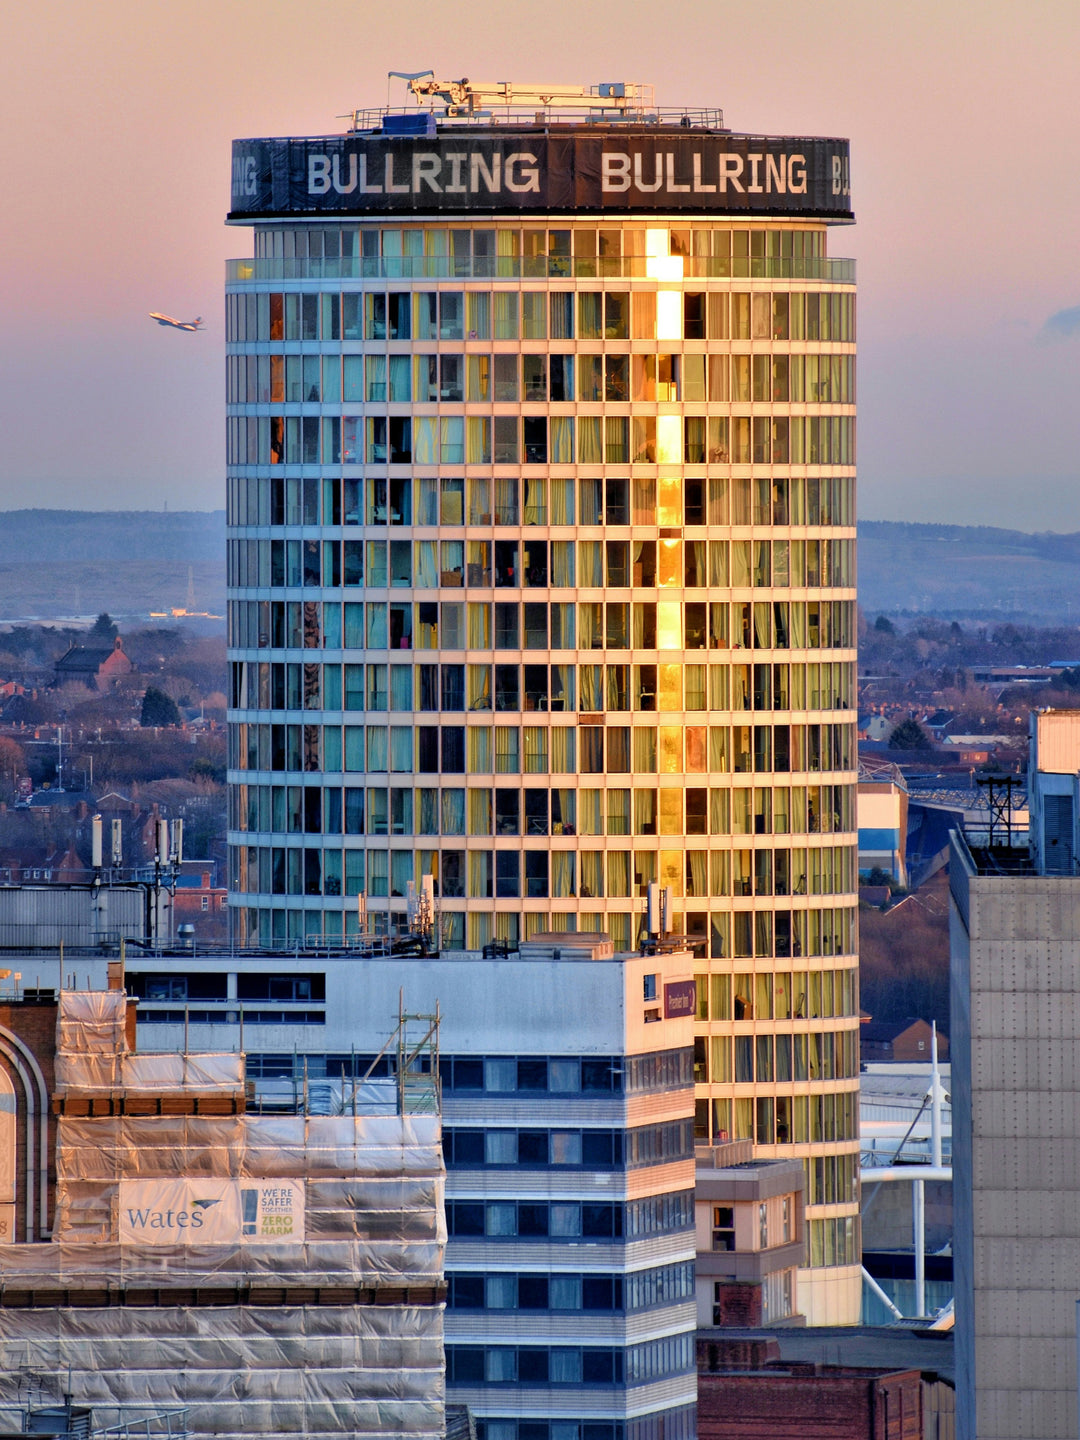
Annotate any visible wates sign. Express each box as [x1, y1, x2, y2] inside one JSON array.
[[118, 1179, 304, 1244]]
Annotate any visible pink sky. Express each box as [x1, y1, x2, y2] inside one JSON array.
[[1, 0, 1078, 527]]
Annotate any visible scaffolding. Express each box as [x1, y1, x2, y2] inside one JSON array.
[[0, 990, 446, 1440]]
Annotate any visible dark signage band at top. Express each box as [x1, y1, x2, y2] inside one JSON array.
[[229, 134, 852, 220]]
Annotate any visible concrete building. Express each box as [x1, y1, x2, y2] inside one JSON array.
[[0, 936, 698, 1440], [225, 76, 860, 1324], [694, 1138, 805, 1328], [857, 765, 908, 886], [949, 706, 1080, 1439]]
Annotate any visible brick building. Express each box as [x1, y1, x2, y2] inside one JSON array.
[[697, 1337, 924, 1439]]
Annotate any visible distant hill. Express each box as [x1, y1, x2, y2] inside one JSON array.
[[0, 510, 225, 622], [0, 509, 1077, 627], [858, 521, 1080, 624]]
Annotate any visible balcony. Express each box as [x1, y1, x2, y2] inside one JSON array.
[[227, 254, 856, 284]]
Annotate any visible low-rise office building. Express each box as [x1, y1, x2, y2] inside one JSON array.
[[0, 934, 697, 1440]]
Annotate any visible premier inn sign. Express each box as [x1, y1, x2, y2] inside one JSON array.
[[230, 133, 851, 220], [119, 1179, 305, 1244]]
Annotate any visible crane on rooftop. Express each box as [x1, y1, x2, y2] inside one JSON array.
[[393, 71, 653, 118]]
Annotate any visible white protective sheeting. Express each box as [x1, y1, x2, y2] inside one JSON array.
[[0, 994, 447, 1440], [0, 1303, 445, 1440]]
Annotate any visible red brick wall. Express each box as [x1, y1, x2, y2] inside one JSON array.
[[707, 1282, 763, 1328], [698, 1370, 923, 1440], [0, 1001, 59, 1240]]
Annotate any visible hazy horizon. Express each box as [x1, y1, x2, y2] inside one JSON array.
[[3, 1, 1080, 527]]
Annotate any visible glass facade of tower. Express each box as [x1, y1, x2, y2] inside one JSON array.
[[226, 117, 860, 1323]]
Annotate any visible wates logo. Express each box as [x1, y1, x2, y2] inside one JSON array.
[[124, 1198, 219, 1232]]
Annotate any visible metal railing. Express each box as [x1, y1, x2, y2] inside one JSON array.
[[92, 1409, 190, 1440], [227, 254, 855, 284], [341, 105, 725, 131]]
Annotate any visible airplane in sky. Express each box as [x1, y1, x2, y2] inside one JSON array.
[[149, 313, 204, 331]]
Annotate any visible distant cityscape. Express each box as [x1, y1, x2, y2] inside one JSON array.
[[0, 67, 1077, 1440]]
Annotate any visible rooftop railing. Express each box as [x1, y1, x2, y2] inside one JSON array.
[[227, 254, 855, 284]]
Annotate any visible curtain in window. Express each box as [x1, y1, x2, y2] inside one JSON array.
[[485, 1274, 515, 1309], [605, 417, 629, 463], [495, 727, 520, 774], [366, 727, 388, 771], [467, 727, 493, 773], [467, 291, 491, 339], [551, 727, 576, 773], [485, 1202, 516, 1237], [413, 542, 437, 589], [687, 849, 707, 898], [550, 477, 574, 525], [523, 727, 548, 773], [577, 541, 602, 586], [389, 728, 412, 772], [523, 477, 547, 525], [580, 851, 604, 898], [730, 541, 751, 587], [550, 292, 574, 339], [417, 788, 439, 834], [494, 476, 519, 525], [467, 790, 492, 836], [466, 417, 490, 464], [441, 789, 465, 834], [343, 603, 364, 647], [605, 667, 624, 712], [467, 603, 491, 648], [549, 1349, 582, 1383], [578, 416, 602, 463], [550, 542, 575, 589], [633, 727, 657, 773], [632, 476, 655, 525], [603, 849, 627, 897], [493, 291, 519, 338], [413, 418, 438, 465], [551, 850, 576, 897], [342, 355, 363, 402], [579, 664, 602, 711], [685, 668, 707, 712], [578, 603, 602, 650], [606, 790, 630, 836], [634, 789, 657, 835], [790, 603, 807, 649], [387, 355, 410, 401], [550, 416, 574, 464], [467, 477, 490, 526], [467, 665, 492, 711], [576, 789, 602, 836], [754, 603, 772, 649], [344, 727, 364, 771], [482, 1131, 516, 1167]]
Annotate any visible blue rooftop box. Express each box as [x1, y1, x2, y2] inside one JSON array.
[[382, 112, 437, 137]]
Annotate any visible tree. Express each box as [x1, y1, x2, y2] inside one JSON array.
[[90, 612, 118, 643], [874, 615, 895, 635], [0, 737, 26, 803], [140, 686, 182, 728], [888, 717, 931, 751]]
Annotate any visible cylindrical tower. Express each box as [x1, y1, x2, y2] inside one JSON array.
[[226, 87, 859, 1327]]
